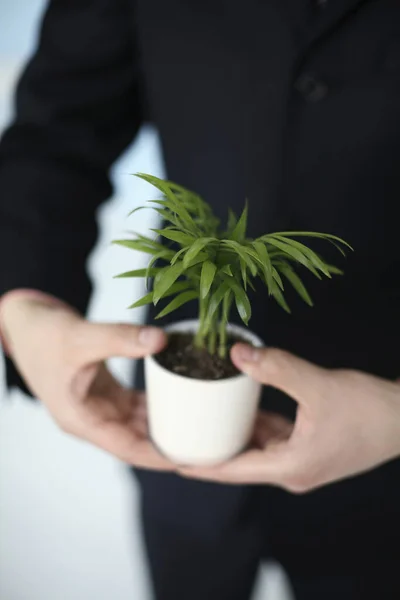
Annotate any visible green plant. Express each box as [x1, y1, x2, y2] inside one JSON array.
[[114, 173, 351, 359]]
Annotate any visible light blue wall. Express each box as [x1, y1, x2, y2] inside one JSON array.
[[0, 0, 45, 59]]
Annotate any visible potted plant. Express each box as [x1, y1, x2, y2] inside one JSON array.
[[113, 173, 351, 465]]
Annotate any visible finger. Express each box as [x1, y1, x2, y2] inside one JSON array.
[[82, 374, 148, 429], [231, 345, 327, 405], [129, 391, 148, 436], [251, 411, 293, 448], [131, 416, 149, 438], [76, 322, 167, 363], [134, 391, 147, 413], [180, 444, 291, 485], [86, 421, 173, 471]]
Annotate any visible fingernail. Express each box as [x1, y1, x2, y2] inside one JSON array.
[[234, 343, 259, 363], [139, 327, 163, 347]]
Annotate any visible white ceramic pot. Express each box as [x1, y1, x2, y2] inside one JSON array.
[[145, 320, 263, 466]]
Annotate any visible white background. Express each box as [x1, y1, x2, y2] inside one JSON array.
[[0, 2, 292, 598]]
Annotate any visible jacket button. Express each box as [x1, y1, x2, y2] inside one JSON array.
[[295, 73, 328, 102]]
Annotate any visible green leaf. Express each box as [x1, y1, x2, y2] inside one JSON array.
[[205, 282, 230, 329], [113, 239, 174, 259], [275, 231, 353, 252], [151, 228, 195, 246], [155, 290, 198, 319], [269, 235, 332, 277], [183, 237, 216, 268], [149, 200, 196, 231], [128, 281, 191, 309], [127, 201, 169, 219], [222, 240, 258, 276], [251, 241, 274, 292], [135, 174, 198, 232], [271, 281, 291, 313], [145, 251, 168, 289], [135, 173, 177, 198], [114, 268, 160, 279], [239, 257, 247, 290], [270, 251, 323, 280], [128, 292, 154, 309], [261, 237, 324, 278], [221, 264, 233, 276], [185, 251, 209, 268], [278, 264, 313, 306], [230, 202, 248, 242], [223, 276, 252, 325], [326, 264, 344, 275], [200, 260, 217, 299], [127, 232, 170, 254], [170, 247, 189, 265], [153, 207, 181, 228], [164, 180, 203, 204], [221, 289, 233, 324], [247, 278, 256, 292], [226, 209, 237, 234], [113, 239, 155, 254], [127, 206, 148, 217], [272, 267, 284, 291], [153, 262, 185, 304], [242, 247, 265, 276]]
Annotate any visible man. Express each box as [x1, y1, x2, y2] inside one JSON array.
[[1, 1, 400, 599]]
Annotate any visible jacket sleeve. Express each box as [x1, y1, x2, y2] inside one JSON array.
[[0, 0, 144, 393]]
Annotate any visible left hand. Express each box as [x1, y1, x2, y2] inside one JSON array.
[[181, 345, 400, 492], [0, 293, 172, 471]]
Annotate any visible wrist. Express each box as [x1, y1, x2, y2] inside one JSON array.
[[0, 289, 69, 356]]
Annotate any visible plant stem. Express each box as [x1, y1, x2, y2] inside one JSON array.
[[194, 327, 205, 349], [195, 297, 206, 349], [208, 322, 217, 354], [218, 291, 232, 359], [218, 318, 227, 359]]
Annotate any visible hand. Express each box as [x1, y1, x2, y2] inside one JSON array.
[[1, 293, 172, 470], [182, 345, 400, 492]]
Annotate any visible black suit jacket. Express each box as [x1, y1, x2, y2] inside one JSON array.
[[1, 0, 400, 539]]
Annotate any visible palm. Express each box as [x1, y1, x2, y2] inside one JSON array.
[[71, 363, 170, 469], [251, 411, 294, 450]]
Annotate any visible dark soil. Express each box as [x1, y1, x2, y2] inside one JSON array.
[[155, 332, 245, 380]]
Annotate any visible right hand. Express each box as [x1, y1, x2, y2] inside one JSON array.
[[0, 293, 172, 470]]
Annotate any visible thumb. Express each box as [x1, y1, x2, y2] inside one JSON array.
[[231, 344, 327, 406], [77, 322, 167, 363]]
